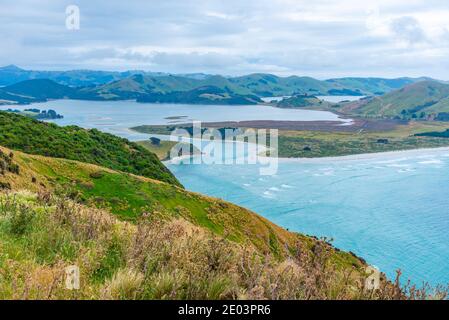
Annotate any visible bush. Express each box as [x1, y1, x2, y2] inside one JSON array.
[[0, 197, 35, 235], [89, 171, 105, 179]]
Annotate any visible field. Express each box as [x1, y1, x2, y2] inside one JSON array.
[[131, 121, 449, 158], [276, 121, 449, 158]]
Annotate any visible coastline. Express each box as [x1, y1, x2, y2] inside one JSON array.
[[133, 130, 449, 163], [277, 146, 449, 163]]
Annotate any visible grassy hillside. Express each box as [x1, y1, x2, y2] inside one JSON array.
[[0, 146, 302, 254], [340, 81, 449, 119], [136, 86, 261, 105], [0, 112, 181, 186], [1, 146, 442, 299], [0, 70, 434, 106], [229, 74, 334, 96], [87, 74, 252, 100], [0, 79, 73, 105], [3, 79, 78, 100], [0, 190, 402, 300]]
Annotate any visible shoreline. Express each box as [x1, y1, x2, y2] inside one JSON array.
[[132, 131, 449, 163], [277, 146, 449, 163]]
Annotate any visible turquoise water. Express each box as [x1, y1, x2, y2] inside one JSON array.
[[168, 150, 449, 286], [3, 100, 448, 286]]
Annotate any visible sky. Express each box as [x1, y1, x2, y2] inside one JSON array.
[[2, 0, 449, 79]]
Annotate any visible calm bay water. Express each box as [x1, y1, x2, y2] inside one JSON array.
[[5, 99, 349, 138], [317, 95, 366, 103], [261, 95, 364, 103], [3, 99, 448, 286]]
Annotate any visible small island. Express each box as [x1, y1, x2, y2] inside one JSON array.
[[5, 108, 63, 120]]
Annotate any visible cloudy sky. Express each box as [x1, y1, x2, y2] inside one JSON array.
[[2, 0, 449, 79]]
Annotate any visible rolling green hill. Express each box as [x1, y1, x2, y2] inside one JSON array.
[[340, 81, 449, 119], [3, 79, 78, 100], [0, 88, 37, 105], [0, 79, 98, 105], [0, 112, 181, 186], [0, 66, 437, 106], [228, 73, 336, 96], [0, 145, 402, 300], [86, 74, 252, 100], [136, 85, 261, 105]]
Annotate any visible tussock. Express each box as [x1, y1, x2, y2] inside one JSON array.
[[0, 191, 446, 300]]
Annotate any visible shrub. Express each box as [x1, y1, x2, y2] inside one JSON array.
[[89, 171, 105, 179], [0, 196, 35, 235], [103, 268, 144, 300]]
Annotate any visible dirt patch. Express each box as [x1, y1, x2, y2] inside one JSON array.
[[197, 119, 406, 133]]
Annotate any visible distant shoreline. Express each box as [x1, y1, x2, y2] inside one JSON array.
[[278, 146, 449, 163]]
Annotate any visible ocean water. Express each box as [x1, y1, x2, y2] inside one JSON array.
[[3, 100, 448, 286], [168, 150, 449, 286]]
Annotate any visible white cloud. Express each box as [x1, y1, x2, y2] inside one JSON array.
[[1, 0, 449, 78]]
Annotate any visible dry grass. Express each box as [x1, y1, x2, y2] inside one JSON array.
[[1, 191, 447, 300]]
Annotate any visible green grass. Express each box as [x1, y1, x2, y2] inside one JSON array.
[[2, 146, 303, 256], [338, 81, 449, 119], [131, 121, 449, 158], [1, 191, 399, 300], [0, 112, 181, 186], [275, 122, 449, 158], [2, 146, 445, 299]]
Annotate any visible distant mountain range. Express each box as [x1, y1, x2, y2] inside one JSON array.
[[1, 65, 448, 116], [0, 64, 205, 87], [0, 65, 436, 96]]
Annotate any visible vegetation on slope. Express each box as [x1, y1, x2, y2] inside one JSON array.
[[0, 112, 181, 186], [1, 145, 447, 299], [0, 67, 434, 105], [82, 74, 252, 100], [276, 128, 449, 158], [0, 146, 304, 255], [131, 121, 449, 158], [136, 85, 262, 105], [0, 191, 410, 300], [339, 81, 449, 120], [325, 77, 429, 96]]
